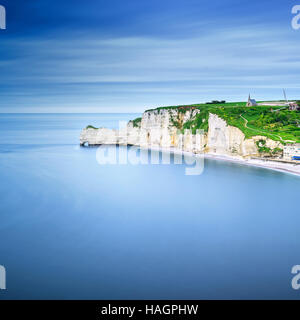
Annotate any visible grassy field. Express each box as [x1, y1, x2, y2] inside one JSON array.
[[144, 101, 300, 144], [212, 106, 300, 143]]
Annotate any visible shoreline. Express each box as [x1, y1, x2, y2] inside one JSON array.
[[204, 153, 300, 177], [82, 143, 300, 177], [136, 145, 300, 177]]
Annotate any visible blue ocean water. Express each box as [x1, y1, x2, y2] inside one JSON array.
[[0, 113, 299, 300]]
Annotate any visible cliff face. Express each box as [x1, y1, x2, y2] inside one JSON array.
[[207, 113, 283, 157], [140, 108, 200, 131], [80, 109, 283, 158]]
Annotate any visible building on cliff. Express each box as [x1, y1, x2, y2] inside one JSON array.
[[283, 144, 300, 161], [246, 94, 257, 107], [288, 102, 300, 111]]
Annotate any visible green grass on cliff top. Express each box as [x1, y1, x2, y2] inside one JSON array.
[[145, 101, 246, 111], [143, 101, 300, 144]]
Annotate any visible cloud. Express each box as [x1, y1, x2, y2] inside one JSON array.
[[1, 7, 300, 112]]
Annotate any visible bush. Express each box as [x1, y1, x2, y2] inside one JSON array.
[[132, 117, 142, 128]]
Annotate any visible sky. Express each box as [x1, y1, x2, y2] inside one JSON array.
[[0, 0, 300, 113]]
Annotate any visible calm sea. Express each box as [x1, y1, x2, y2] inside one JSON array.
[[0, 113, 299, 299]]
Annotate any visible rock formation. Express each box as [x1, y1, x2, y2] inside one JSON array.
[[80, 109, 283, 158]]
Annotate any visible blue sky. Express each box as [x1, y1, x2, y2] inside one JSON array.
[[0, 0, 299, 112]]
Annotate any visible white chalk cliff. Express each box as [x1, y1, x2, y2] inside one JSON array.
[[80, 109, 283, 158]]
